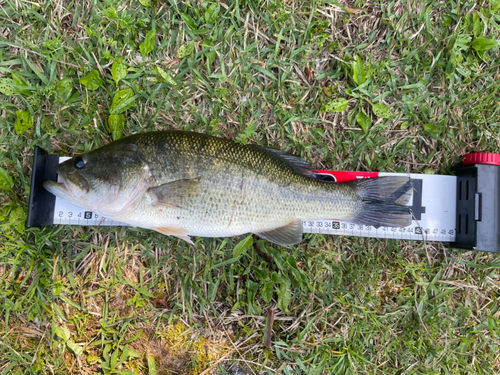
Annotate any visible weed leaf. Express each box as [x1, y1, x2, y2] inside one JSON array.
[[352, 56, 366, 86], [320, 98, 349, 113], [177, 41, 195, 58], [147, 353, 157, 375], [233, 235, 253, 258], [471, 37, 499, 51], [372, 103, 393, 119], [473, 14, 483, 39], [140, 29, 156, 57], [155, 66, 169, 81], [11, 72, 31, 95], [262, 282, 274, 303], [66, 341, 84, 356], [14, 110, 33, 134], [181, 13, 197, 31], [155, 67, 177, 85], [278, 281, 291, 313], [110, 89, 136, 114], [423, 123, 439, 133], [9, 206, 26, 234], [356, 108, 371, 132], [0, 78, 17, 96], [55, 78, 74, 104], [204, 3, 220, 24], [80, 70, 102, 91], [247, 279, 261, 314], [108, 114, 126, 140], [112, 58, 127, 86], [54, 326, 71, 342]]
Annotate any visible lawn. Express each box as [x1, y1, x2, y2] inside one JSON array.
[[1, 0, 500, 374]]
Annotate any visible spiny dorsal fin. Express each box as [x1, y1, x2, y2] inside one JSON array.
[[255, 219, 303, 246], [250, 145, 313, 171]]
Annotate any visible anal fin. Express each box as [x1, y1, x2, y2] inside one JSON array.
[[153, 226, 193, 245], [255, 219, 303, 246]]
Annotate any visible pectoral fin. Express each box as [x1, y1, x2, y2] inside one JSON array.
[[255, 220, 303, 246], [153, 226, 193, 244], [148, 178, 200, 208]]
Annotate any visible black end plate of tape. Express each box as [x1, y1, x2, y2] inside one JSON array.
[[450, 164, 500, 252], [27, 147, 59, 227]]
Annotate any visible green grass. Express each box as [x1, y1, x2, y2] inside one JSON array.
[[1, 0, 500, 373]]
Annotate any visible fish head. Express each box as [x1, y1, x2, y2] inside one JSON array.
[[43, 142, 149, 217]]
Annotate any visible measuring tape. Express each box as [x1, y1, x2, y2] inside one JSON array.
[[302, 171, 456, 242], [27, 148, 500, 252]]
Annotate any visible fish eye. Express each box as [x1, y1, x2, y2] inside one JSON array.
[[74, 156, 86, 169]]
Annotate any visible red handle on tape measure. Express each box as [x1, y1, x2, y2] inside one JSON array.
[[309, 170, 379, 182], [462, 153, 500, 166]]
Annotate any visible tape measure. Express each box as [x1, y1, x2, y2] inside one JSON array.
[[27, 148, 500, 252], [301, 171, 456, 242]]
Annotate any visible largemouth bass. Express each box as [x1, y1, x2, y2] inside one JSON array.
[[43, 131, 412, 246]]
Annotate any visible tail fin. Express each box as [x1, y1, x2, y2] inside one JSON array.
[[351, 177, 413, 228]]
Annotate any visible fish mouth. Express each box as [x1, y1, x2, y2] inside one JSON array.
[[43, 174, 88, 201], [43, 178, 72, 200]]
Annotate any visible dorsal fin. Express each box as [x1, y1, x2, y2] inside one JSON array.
[[249, 144, 313, 171]]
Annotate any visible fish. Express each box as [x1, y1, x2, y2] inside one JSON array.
[[43, 131, 413, 246]]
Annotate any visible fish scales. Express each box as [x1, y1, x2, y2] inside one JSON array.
[[43, 131, 413, 245], [129, 132, 356, 234]]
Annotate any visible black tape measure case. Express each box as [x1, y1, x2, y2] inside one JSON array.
[[451, 153, 500, 252]]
